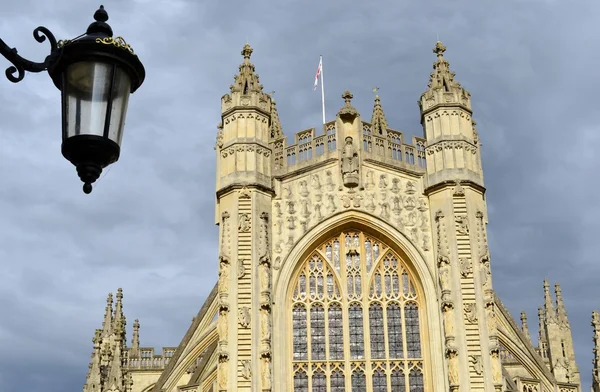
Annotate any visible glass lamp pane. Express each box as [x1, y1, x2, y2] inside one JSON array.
[[107, 67, 131, 146], [64, 61, 112, 138]]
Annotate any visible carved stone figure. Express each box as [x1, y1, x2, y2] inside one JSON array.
[[283, 186, 292, 199], [218, 358, 228, 389], [299, 180, 309, 197], [219, 211, 231, 263], [438, 258, 451, 294], [274, 219, 282, 235], [453, 180, 465, 196], [300, 199, 310, 217], [260, 263, 271, 295], [238, 213, 251, 232], [392, 196, 402, 214], [237, 259, 246, 279], [341, 136, 359, 188], [287, 216, 296, 230], [455, 215, 469, 235], [314, 204, 323, 221], [311, 174, 321, 190], [327, 194, 337, 213], [218, 261, 230, 294], [218, 309, 228, 342], [287, 201, 296, 215], [470, 355, 483, 375], [404, 196, 416, 210], [378, 174, 388, 189], [239, 307, 251, 328], [490, 350, 502, 383], [325, 170, 335, 191], [366, 193, 376, 212], [274, 202, 282, 217], [464, 303, 478, 324], [241, 360, 252, 380], [261, 309, 271, 342], [261, 357, 272, 390], [447, 349, 459, 386], [486, 303, 497, 335], [405, 181, 416, 194], [391, 177, 400, 193], [365, 170, 375, 190], [442, 302, 455, 336], [459, 258, 472, 278], [380, 202, 390, 220]]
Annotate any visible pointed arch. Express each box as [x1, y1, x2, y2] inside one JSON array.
[[272, 210, 445, 392]]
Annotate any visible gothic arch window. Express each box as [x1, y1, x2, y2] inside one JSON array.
[[290, 231, 426, 391]]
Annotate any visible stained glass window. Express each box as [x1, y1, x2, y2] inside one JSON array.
[[291, 231, 425, 391]]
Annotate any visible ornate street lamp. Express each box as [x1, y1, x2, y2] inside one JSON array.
[[0, 5, 145, 194]]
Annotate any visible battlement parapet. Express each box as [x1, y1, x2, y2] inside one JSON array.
[[271, 121, 426, 175]]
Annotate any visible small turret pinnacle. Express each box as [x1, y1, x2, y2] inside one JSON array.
[[370, 95, 388, 135], [543, 279, 556, 324], [427, 41, 462, 92], [131, 319, 140, 356], [113, 288, 126, 336], [555, 283, 570, 328], [229, 43, 263, 94], [520, 311, 532, 342], [538, 306, 549, 358], [269, 97, 283, 140], [101, 292, 113, 337]]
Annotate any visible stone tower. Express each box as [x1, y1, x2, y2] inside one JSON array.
[[215, 43, 275, 392], [419, 41, 502, 392]]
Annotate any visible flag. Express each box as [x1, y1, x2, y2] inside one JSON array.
[[314, 57, 322, 90]]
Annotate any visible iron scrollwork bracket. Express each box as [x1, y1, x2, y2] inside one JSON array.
[[0, 26, 59, 83]]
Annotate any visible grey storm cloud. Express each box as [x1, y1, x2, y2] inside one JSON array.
[[0, 0, 598, 391]]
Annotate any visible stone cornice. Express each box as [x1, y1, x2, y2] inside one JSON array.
[[424, 179, 486, 196]]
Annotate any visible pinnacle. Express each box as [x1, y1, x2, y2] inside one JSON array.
[[241, 43, 253, 60]]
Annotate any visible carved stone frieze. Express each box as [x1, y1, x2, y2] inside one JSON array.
[[469, 355, 483, 375], [272, 169, 432, 263], [459, 257, 472, 278]]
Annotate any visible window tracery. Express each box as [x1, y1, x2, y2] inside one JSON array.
[[290, 231, 425, 391]]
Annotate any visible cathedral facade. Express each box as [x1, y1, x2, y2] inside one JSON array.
[[82, 42, 600, 392]]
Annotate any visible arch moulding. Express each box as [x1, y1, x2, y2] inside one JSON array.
[[271, 209, 447, 392]]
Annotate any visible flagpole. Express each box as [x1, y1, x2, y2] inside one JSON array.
[[320, 55, 326, 125]]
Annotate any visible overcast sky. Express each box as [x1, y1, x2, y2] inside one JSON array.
[[0, 0, 598, 391]]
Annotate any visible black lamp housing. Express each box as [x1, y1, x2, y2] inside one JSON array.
[[0, 5, 145, 194]]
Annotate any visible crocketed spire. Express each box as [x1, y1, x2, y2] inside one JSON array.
[[229, 44, 263, 94], [543, 279, 556, 324], [520, 311, 531, 343], [555, 283, 570, 329], [427, 41, 462, 91], [269, 97, 283, 139], [370, 95, 388, 135]]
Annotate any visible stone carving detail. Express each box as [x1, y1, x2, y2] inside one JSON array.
[[486, 302, 497, 337], [219, 212, 231, 264], [464, 303, 478, 324], [311, 174, 321, 191], [325, 170, 335, 191], [490, 349, 502, 384], [299, 180, 309, 197], [459, 258, 472, 278], [470, 355, 483, 375], [365, 170, 375, 190], [455, 215, 469, 235], [241, 360, 252, 380], [218, 308, 228, 347], [238, 213, 251, 233], [391, 177, 400, 193], [258, 212, 271, 264], [260, 307, 272, 354], [453, 180, 465, 196], [218, 357, 228, 389], [239, 307, 251, 328], [405, 181, 416, 194], [239, 187, 251, 199], [341, 136, 359, 188], [261, 356, 272, 390], [273, 256, 282, 270], [237, 259, 246, 279], [447, 348, 459, 389]]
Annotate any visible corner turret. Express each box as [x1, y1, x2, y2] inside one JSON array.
[[419, 41, 482, 190], [216, 44, 274, 199]]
